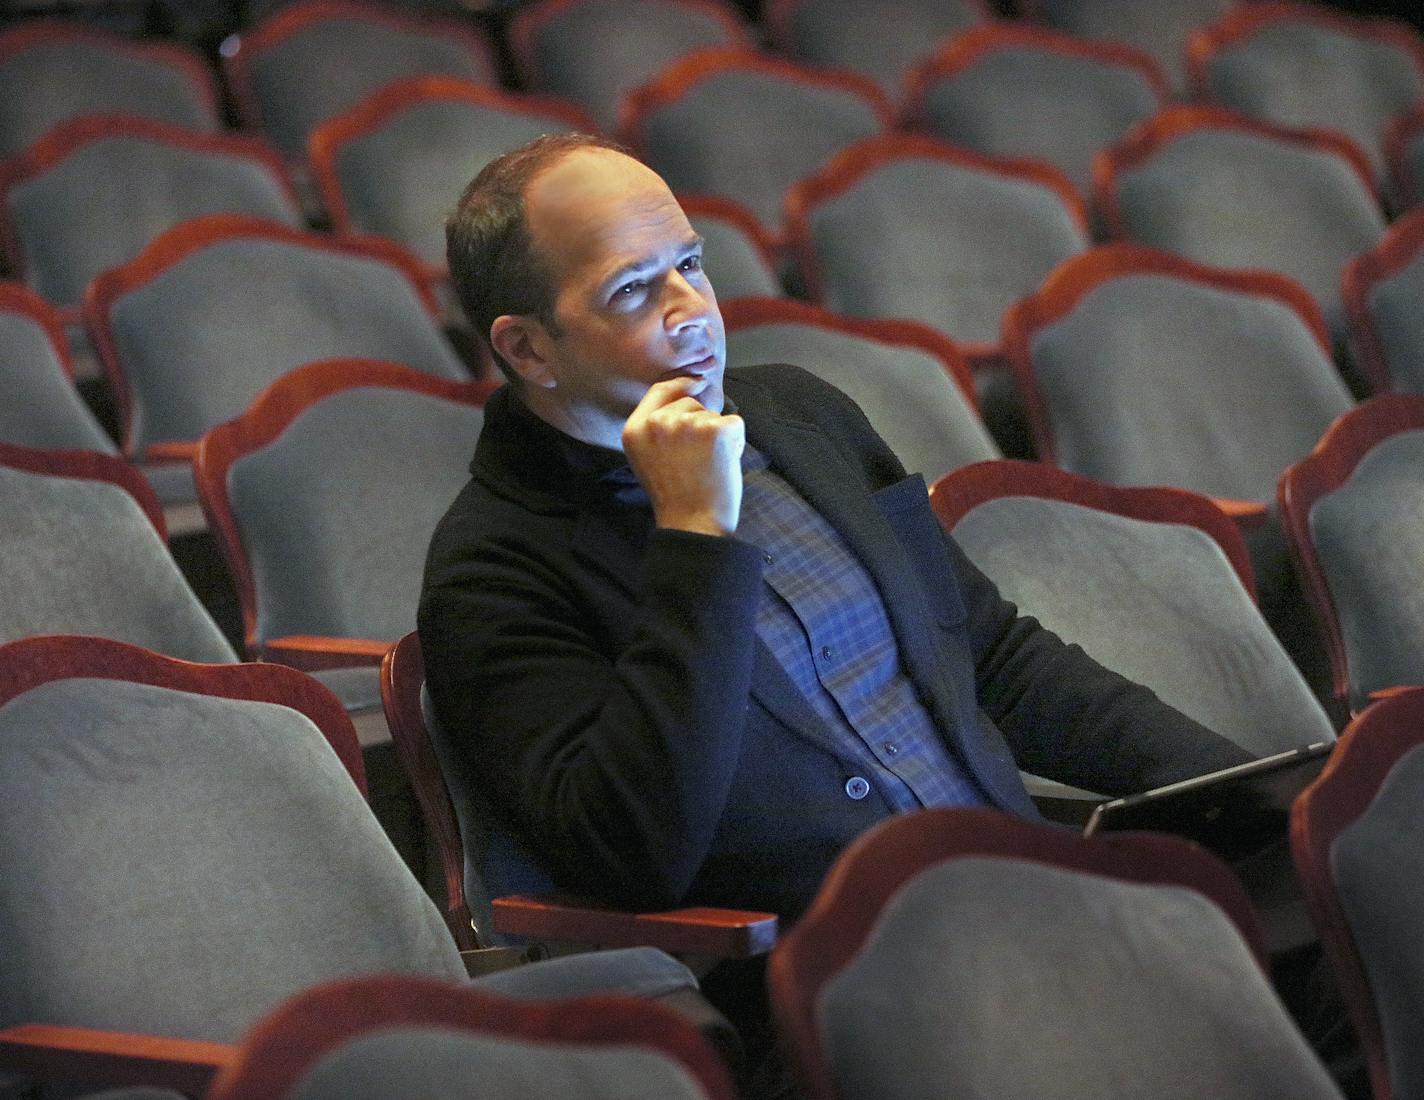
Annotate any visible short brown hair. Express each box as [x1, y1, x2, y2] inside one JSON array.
[[446, 132, 630, 383]]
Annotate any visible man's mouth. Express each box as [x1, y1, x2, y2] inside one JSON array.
[[673, 354, 717, 376]]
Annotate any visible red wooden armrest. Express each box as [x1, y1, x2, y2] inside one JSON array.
[[144, 441, 199, 463], [261, 635, 392, 671], [0, 1024, 234, 1095], [492, 894, 779, 958], [1211, 498, 1269, 528]]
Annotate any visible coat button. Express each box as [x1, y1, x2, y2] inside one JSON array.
[[845, 776, 870, 800]]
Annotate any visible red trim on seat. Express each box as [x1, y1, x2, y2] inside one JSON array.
[[0, 441, 166, 541], [1342, 207, 1424, 395], [0, 282, 74, 381], [678, 192, 782, 275]]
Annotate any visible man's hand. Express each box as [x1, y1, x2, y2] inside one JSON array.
[[623, 377, 744, 536]]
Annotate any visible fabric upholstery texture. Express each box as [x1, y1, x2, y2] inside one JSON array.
[[688, 211, 782, 300], [783, 0, 984, 99], [920, 46, 1159, 194], [1330, 743, 1424, 1100], [529, 0, 741, 129], [0, 42, 215, 158], [1309, 430, 1424, 704], [0, 677, 465, 1041], [641, 70, 883, 230], [1206, 21, 1423, 173], [0, 311, 116, 451], [1028, 272, 1353, 500], [334, 97, 579, 267], [250, 17, 495, 160], [7, 135, 299, 307], [1365, 245, 1424, 391], [107, 238, 466, 451], [228, 387, 483, 643], [289, 1026, 709, 1100], [726, 322, 998, 484], [1032, 0, 1234, 93], [1402, 125, 1424, 208], [1115, 129, 1385, 340], [0, 465, 235, 661], [808, 157, 1087, 344], [818, 857, 1343, 1100], [472, 946, 698, 1002], [952, 497, 1334, 755]]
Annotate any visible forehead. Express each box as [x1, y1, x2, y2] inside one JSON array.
[[524, 149, 694, 291]]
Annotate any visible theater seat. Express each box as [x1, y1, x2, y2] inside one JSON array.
[[1342, 208, 1424, 395]]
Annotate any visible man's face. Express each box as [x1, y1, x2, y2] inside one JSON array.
[[517, 148, 726, 447]]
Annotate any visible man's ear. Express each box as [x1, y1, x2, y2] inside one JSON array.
[[490, 314, 557, 388]]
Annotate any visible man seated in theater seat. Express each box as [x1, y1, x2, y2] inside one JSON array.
[[418, 132, 1251, 1085]]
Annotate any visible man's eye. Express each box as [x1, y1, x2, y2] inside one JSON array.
[[615, 281, 646, 298], [679, 254, 703, 272]]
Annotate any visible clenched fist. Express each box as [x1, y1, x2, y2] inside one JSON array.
[[622, 377, 745, 536]]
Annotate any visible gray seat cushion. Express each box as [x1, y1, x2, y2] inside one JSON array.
[[920, 44, 1160, 195], [952, 496, 1334, 755], [1114, 127, 1386, 343], [1309, 430, 1424, 705], [106, 236, 466, 452], [1028, 271, 1353, 501], [0, 464, 235, 662], [527, 0, 742, 130], [1401, 124, 1424, 208], [0, 677, 465, 1042], [250, 16, 495, 161], [726, 323, 998, 484], [819, 857, 1343, 1100], [1205, 20, 1423, 175], [472, 946, 697, 1002], [808, 155, 1087, 345], [688, 211, 782, 301], [0, 310, 116, 452], [0, 40, 216, 158], [1330, 743, 1424, 1100], [7, 133, 300, 307], [1364, 243, 1424, 392]]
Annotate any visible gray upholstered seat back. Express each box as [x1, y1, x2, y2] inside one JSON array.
[[1029, 272, 1353, 500], [106, 237, 466, 451], [688, 212, 782, 300], [1330, 743, 1424, 1100], [808, 157, 1087, 345], [227, 387, 483, 643], [0, 42, 216, 158], [334, 97, 579, 267], [726, 322, 998, 483], [781, 0, 984, 99], [953, 496, 1334, 754], [641, 70, 883, 231], [1032, 0, 1234, 93], [1364, 245, 1424, 392], [819, 857, 1343, 1100], [1402, 126, 1424, 209], [921, 46, 1160, 194], [1205, 21, 1423, 174], [251, 17, 495, 160], [7, 136, 300, 307], [529, 0, 742, 129], [0, 464, 235, 662], [290, 1026, 710, 1100], [1114, 129, 1385, 340], [1309, 430, 1424, 705], [0, 311, 116, 452], [0, 677, 465, 1041]]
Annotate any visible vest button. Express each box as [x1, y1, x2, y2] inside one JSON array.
[[845, 776, 870, 800]]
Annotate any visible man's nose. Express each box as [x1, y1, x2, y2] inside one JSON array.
[[665, 269, 712, 333]]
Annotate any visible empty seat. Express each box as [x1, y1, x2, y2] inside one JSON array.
[[1278, 395, 1424, 711], [310, 76, 594, 276], [84, 213, 467, 472], [770, 807, 1342, 1100], [723, 297, 997, 485], [1188, 2, 1424, 178], [623, 47, 890, 240], [1385, 104, 1424, 209], [509, 0, 749, 131], [224, 0, 499, 164], [788, 133, 1089, 370], [680, 195, 784, 300], [766, 0, 990, 102], [906, 24, 1166, 198], [1097, 105, 1387, 348], [1292, 687, 1424, 1100], [0, 116, 300, 317], [1342, 207, 1424, 394], [931, 460, 1335, 758], [0, 22, 220, 159]]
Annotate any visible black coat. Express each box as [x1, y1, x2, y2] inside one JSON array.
[[419, 364, 1249, 920]]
